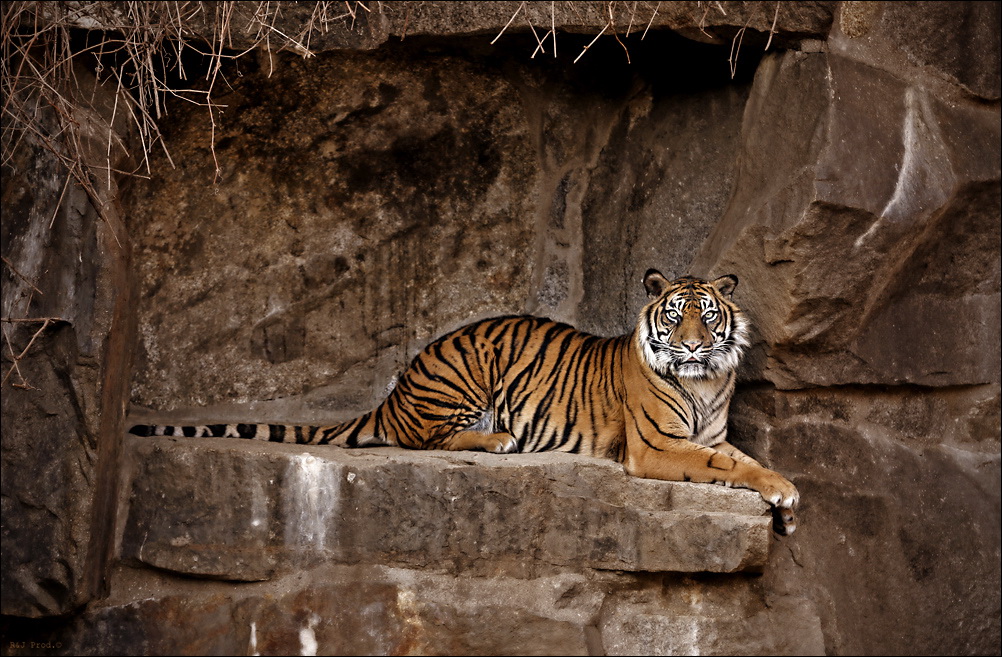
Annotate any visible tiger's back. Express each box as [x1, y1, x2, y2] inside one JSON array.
[[365, 315, 631, 459]]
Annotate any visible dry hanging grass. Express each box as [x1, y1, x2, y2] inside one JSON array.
[[1, 1, 370, 185], [488, 1, 777, 73], [2, 1, 778, 199]]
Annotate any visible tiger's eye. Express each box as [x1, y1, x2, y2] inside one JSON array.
[[703, 309, 718, 321]]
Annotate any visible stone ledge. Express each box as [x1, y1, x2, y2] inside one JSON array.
[[49, 2, 837, 55], [119, 436, 772, 581]]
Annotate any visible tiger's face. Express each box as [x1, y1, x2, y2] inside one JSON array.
[[636, 271, 750, 380]]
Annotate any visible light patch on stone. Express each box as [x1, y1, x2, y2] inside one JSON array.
[[249, 621, 259, 656], [396, 589, 427, 653], [537, 261, 569, 309], [250, 478, 267, 531], [685, 617, 703, 656], [1, 168, 62, 320], [857, 86, 955, 247], [168, 535, 191, 547], [282, 454, 339, 550], [299, 613, 319, 656]]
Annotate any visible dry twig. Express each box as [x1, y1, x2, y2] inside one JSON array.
[[491, 1, 524, 45], [1, 256, 42, 297], [574, 23, 608, 64], [765, 1, 780, 51], [1, 316, 67, 388], [728, 20, 748, 78], [2, 1, 368, 191], [642, 1, 661, 40]]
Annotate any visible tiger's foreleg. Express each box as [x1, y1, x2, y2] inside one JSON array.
[[711, 440, 763, 467], [625, 440, 800, 534], [709, 440, 798, 534]]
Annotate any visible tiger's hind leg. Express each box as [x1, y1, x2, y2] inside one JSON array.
[[384, 332, 516, 453], [436, 429, 519, 453], [424, 410, 519, 453]]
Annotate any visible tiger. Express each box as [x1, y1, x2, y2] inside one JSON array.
[[130, 270, 800, 534]]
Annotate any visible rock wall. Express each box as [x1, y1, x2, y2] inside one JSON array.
[[1, 2, 999, 655], [693, 3, 1001, 653], [123, 28, 769, 422], [1, 64, 136, 618], [701, 4, 1000, 652]]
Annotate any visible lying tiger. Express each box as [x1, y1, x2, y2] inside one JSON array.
[[131, 270, 800, 534]]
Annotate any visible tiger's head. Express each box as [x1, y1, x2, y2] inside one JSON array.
[[636, 270, 750, 380]]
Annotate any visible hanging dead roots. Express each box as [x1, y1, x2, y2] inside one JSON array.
[[1, 1, 372, 188]]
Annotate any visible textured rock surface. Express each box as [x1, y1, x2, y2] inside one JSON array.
[[120, 438, 772, 580], [366, 1, 836, 49], [1, 562, 824, 656], [731, 384, 1001, 655], [1, 66, 136, 617], [681, 3, 1001, 653], [59, 1, 836, 56], [837, 0, 1000, 99], [691, 45, 1001, 388], [0, 438, 819, 657], [128, 43, 540, 418]]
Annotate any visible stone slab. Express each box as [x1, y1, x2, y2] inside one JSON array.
[[119, 436, 772, 581]]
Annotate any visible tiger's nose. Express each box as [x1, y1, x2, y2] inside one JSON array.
[[682, 339, 702, 352]]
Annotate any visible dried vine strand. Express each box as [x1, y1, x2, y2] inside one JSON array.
[[1, 317, 67, 388]]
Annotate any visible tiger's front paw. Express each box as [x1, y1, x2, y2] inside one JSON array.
[[756, 471, 799, 509], [755, 471, 799, 535]]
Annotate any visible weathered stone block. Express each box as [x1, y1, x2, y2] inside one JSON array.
[[836, 1, 1001, 100], [120, 437, 773, 581], [600, 575, 825, 656], [56, 2, 836, 57], [1, 65, 136, 617]]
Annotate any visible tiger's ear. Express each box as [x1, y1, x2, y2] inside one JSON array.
[[643, 269, 671, 298], [712, 274, 738, 298]]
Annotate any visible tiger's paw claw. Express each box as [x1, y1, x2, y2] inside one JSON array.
[[772, 506, 797, 535]]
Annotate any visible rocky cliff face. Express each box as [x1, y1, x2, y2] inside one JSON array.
[[1, 2, 998, 655], [1, 61, 137, 619]]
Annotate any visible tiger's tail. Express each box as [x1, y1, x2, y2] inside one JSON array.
[[127, 410, 387, 447]]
